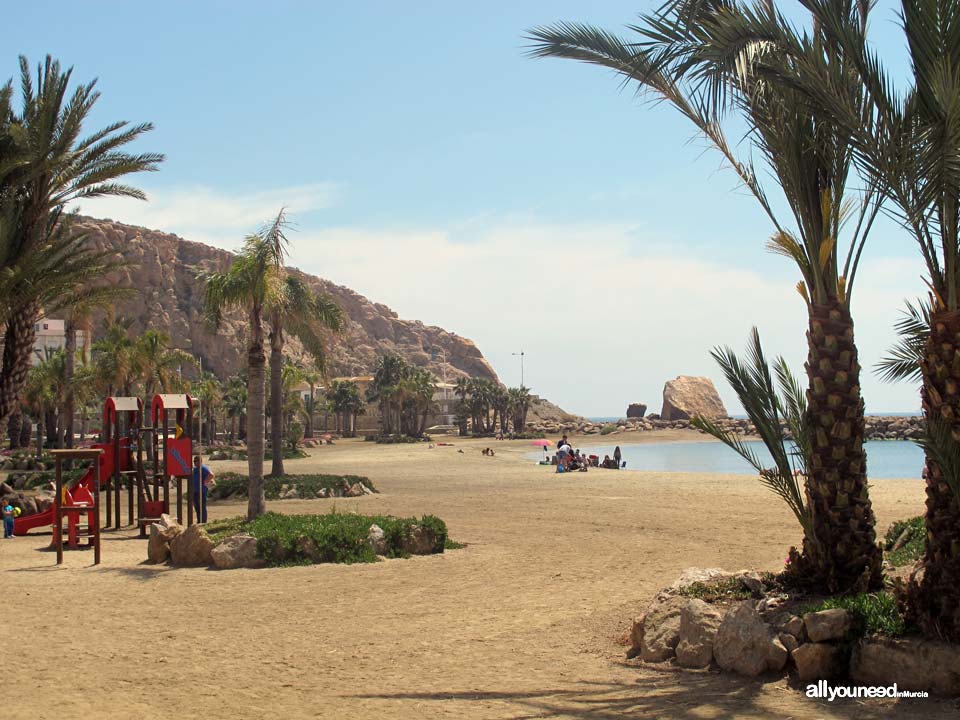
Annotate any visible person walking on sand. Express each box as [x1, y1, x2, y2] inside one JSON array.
[[613, 446, 622, 469], [191, 455, 215, 523]]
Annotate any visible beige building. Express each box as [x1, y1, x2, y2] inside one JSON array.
[[0, 317, 86, 365]]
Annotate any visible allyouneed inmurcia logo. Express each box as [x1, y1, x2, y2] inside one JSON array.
[[807, 681, 929, 701]]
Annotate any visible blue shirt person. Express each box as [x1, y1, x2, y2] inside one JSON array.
[[191, 455, 215, 524]]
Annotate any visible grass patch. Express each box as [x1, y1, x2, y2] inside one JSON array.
[[806, 592, 907, 638], [883, 516, 924, 567], [205, 510, 453, 566], [444, 538, 466, 550], [207, 472, 375, 501], [676, 573, 777, 602], [599, 424, 618, 435]]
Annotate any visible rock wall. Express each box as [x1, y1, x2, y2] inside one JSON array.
[[73, 216, 499, 383]]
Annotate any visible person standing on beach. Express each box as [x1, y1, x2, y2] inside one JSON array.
[[2, 501, 17, 538], [557, 434, 568, 449], [613, 446, 622, 469], [191, 455, 215, 523]]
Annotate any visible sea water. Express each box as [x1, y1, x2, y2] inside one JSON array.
[[538, 439, 924, 479]]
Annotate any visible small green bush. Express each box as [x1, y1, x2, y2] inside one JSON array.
[[599, 424, 617, 435], [808, 592, 907, 638], [374, 434, 428, 444], [883, 516, 924, 567], [205, 510, 452, 566], [207, 472, 375, 501], [676, 573, 776, 601]]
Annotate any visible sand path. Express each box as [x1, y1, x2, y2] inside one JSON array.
[[2, 431, 953, 719]]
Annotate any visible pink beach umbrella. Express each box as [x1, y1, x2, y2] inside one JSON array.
[[531, 439, 550, 447]]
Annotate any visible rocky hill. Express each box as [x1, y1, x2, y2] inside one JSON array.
[[74, 216, 499, 383]]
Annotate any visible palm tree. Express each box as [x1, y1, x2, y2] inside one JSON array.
[[301, 367, 321, 438], [254, 215, 343, 475], [368, 353, 411, 436], [193, 373, 222, 444], [329, 379, 364, 437], [135, 329, 196, 397], [91, 319, 140, 397], [0, 56, 162, 429], [789, 0, 960, 637], [223, 373, 248, 442], [528, 0, 883, 592], [202, 216, 284, 519], [508, 385, 532, 433], [23, 348, 68, 455]]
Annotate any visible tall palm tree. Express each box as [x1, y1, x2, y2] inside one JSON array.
[[508, 385, 532, 433], [329, 379, 364, 437], [203, 216, 284, 519], [788, 0, 960, 637], [267, 274, 342, 475], [0, 56, 162, 428], [528, 0, 883, 592]]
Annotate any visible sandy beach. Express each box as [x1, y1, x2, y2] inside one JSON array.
[[2, 430, 951, 719]]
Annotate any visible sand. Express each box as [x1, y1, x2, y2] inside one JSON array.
[[2, 430, 953, 719]]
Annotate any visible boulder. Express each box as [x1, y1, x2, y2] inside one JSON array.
[[211, 534, 262, 570], [147, 523, 171, 564], [791, 643, 838, 682], [660, 376, 727, 421], [345, 483, 366, 498], [778, 632, 799, 653], [767, 635, 789, 673], [851, 636, 960, 695], [368, 524, 387, 555], [0, 481, 14, 496], [675, 599, 723, 668], [739, 571, 765, 594], [665, 567, 736, 595], [640, 596, 688, 663], [782, 615, 805, 639], [401, 524, 441, 555], [626, 403, 647, 418], [803, 609, 850, 643], [147, 520, 183, 564], [713, 601, 774, 676], [169, 524, 215, 567]]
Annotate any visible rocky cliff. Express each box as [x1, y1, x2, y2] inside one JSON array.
[[74, 216, 499, 383]]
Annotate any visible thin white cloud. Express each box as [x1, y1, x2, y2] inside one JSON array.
[[75, 182, 340, 249]]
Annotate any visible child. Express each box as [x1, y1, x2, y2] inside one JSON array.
[[191, 455, 215, 524], [2, 500, 16, 539]]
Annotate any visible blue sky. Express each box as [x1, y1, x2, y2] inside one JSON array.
[[4, 1, 925, 416]]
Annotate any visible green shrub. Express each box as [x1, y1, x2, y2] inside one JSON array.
[[883, 516, 924, 567], [676, 573, 776, 601], [808, 592, 907, 638], [599, 424, 617, 435], [374, 434, 428, 444], [207, 472, 375, 501], [206, 510, 453, 566]]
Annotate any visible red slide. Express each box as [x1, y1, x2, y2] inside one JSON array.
[[12, 443, 115, 536]]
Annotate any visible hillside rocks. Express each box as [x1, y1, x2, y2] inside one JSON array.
[[73, 216, 498, 383], [660, 376, 727, 421], [851, 637, 960, 695], [626, 403, 647, 418]]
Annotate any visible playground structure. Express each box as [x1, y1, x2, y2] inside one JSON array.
[[150, 393, 197, 532], [14, 393, 198, 541], [51, 448, 103, 565]]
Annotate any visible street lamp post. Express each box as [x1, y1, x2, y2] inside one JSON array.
[[512, 351, 525, 387]]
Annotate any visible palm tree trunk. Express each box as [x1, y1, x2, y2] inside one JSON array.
[[247, 321, 268, 520], [908, 309, 960, 641], [36, 411, 44, 458], [64, 316, 76, 448], [269, 323, 285, 476], [800, 302, 882, 593], [0, 303, 40, 429]]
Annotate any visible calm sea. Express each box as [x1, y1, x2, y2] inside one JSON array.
[[536, 439, 924, 479]]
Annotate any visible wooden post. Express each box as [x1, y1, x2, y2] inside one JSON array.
[[55, 455, 63, 565]]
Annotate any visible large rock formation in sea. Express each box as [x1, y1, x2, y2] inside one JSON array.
[[660, 376, 727, 421], [74, 216, 498, 383]]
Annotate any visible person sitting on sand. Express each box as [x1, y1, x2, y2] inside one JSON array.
[[600, 454, 615, 469]]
